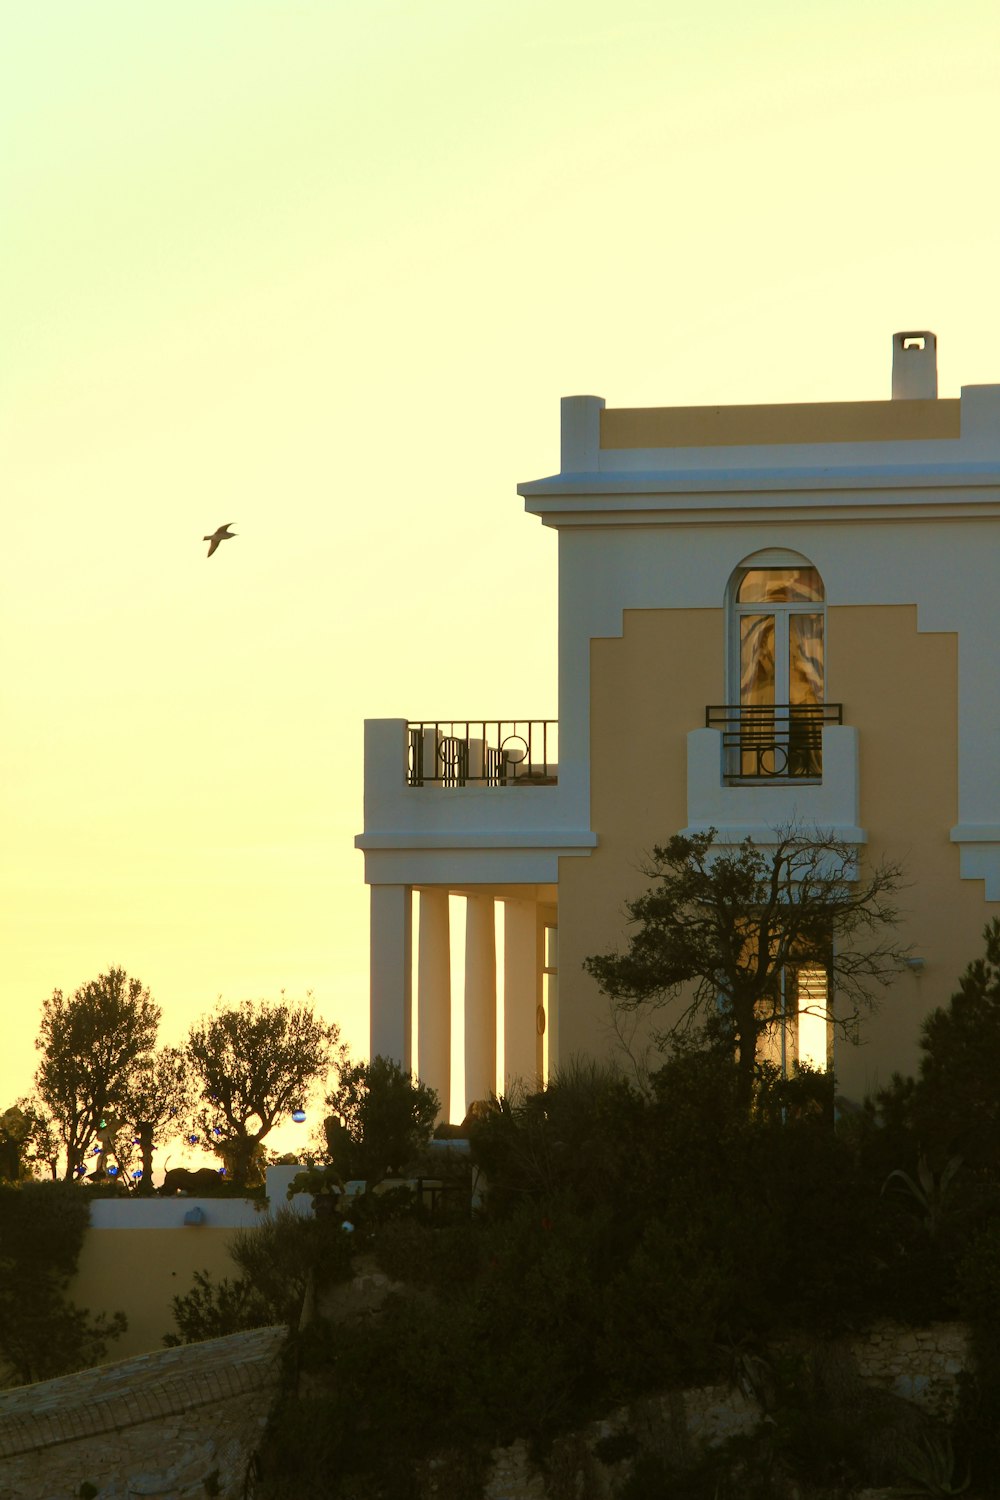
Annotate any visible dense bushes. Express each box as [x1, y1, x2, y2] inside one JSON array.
[[0, 1180, 126, 1385], [256, 1054, 914, 1498], [252, 928, 1000, 1496], [322, 1055, 440, 1191]]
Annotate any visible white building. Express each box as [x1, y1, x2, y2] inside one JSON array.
[[357, 333, 1000, 1116]]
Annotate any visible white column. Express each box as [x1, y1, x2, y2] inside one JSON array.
[[369, 884, 412, 1068], [464, 894, 496, 1111], [503, 898, 538, 1094], [417, 889, 451, 1116]]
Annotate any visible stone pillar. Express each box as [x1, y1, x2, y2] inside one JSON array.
[[503, 898, 538, 1093], [417, 888, 451, 1116], [369, 884, 412, 1068], [464, 894, 496, 1111]]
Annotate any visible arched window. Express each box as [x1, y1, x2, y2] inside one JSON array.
[[728, 551, 827, 779]]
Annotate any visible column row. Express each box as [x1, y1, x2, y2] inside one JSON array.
[[369, 885, 546, 1119]]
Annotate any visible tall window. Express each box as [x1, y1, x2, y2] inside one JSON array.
[[757, 961, 830, 1076], [731, 560, 826, 779]]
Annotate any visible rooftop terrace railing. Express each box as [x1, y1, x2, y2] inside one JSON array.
[[407, 721, 558, 787]]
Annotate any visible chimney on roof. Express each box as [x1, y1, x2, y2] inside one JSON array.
[[892, 331, 937, 399]]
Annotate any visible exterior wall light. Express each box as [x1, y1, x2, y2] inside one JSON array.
[[905, 957, 926, 972]]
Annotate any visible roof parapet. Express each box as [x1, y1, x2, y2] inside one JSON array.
[[560, 395, 605, 472]]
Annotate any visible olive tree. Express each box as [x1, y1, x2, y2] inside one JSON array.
[[117, 1047, 194, 1192], [34, 968, 160, 1179], [186, 998, 341, 1187], [0, 1101, 61, 1182], [585, 827, 908, 1113]]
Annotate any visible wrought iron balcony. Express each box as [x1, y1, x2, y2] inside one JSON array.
[[407, 721, 558, 787], [705, 703, 843, 782]]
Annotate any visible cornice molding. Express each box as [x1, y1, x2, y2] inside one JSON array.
[[522, 473, 1000, 528]]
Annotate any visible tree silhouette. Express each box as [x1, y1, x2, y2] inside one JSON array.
[[585, 827, 908, 1112], [323, 1055, 439, 1191], [186, 998, 341, 1186], [34, 968, 160, 1180], [119, 1047, 193, 1192], [912, 918, 1000, 1168]]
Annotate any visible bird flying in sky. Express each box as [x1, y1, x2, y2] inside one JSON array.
[[204, 523, 237, 558]]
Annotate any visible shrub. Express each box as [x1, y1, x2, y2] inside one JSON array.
[[165, 1207, 353, 1345], [0, 1180, 126, 1385], [466, 1059, 644, 1215], [323, 1056, 439, 1191]]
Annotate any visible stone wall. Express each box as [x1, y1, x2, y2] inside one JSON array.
[[423, 1323, 973, 1500], [480, 1385, 761, 1500], [849, 1320, 970, 1418], [0, 1325, 285, 1500], [0, 1296, 973, 1500]]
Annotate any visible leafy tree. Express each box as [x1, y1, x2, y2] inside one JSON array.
[[322, 1054, 439, 1190], [120, 1046, 193, 1193], [34, 968, 160, 1179], [186, 998, 341, 1187], [0, 1100, 61, 1181], [17, 1099, 62, 1180], [0, 1106, 32, 1181], [584, 826, 907, 1112]]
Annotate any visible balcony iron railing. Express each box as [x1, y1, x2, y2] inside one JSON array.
[[705, 703, 843, 782], [407, 721, 557, 787]]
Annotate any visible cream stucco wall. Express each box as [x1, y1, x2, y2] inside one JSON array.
[[69, 1171, 308, 1360], [360, 374, 1000, 1098], [557, 603, 998, 1103], [72, 1226, 244, 1360], [827, 603, 996, 1097], [557, 608, 722, 1079]]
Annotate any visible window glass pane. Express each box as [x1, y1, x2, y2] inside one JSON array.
[[795, 965, 828, 1070], [737, 567, 824, 604], [740, 615, 775, 705], [789, 613, 824, 705], [740, 616, 775, 775]]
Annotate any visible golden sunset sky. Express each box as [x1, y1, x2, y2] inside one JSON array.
[[3, 1, 1000, 1127]]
